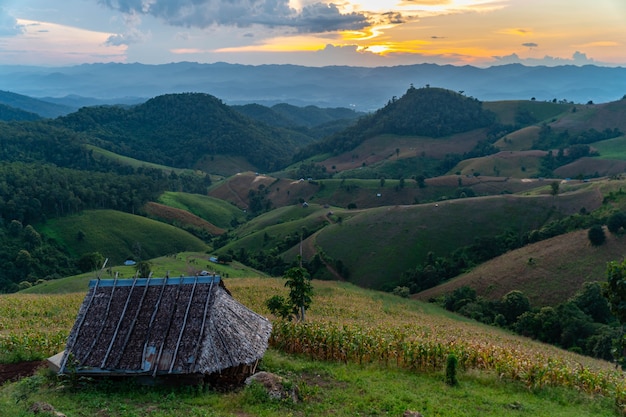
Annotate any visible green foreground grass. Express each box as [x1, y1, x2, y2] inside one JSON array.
[[0, 349, 618, 417]]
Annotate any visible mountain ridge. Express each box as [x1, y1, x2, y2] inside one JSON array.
[[1, 62, 624, 111]]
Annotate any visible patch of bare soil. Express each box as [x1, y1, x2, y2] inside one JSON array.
[[0, 361, 47, 385]]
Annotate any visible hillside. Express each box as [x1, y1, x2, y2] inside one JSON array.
[[38, 210, 209, 265], [54, 93, 317, 174], [295, 86, 496, 161], [0, 90, 73, 118], [211, 179, 609, 291], [414, 227, 626, 306], [232, 102, 362, 128], [0, 103, 41, 121]]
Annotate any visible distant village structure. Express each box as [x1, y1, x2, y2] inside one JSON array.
[[55, 275, 272, 386]]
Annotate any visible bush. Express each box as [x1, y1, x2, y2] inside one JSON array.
[[588, 225, 606, 246], [445, 353, 459, 386]]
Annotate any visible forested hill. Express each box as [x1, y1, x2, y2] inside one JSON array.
[[54, 93, 316, 172], [295, 86, 496, 160], [0, 103, 41, 122], [0, 90, 73, 119]]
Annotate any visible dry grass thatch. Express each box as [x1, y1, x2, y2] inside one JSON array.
[[59, 276, 271, 384]]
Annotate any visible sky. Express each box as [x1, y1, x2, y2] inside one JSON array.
[[0, 0, 625, 68]]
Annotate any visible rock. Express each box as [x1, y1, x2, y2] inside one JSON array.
[[403, 411, 424, 417], [245, 371, 299, 402], [29, 402, 66, 416]]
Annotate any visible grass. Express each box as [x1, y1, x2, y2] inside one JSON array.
[[0, 351, 618, 417], [157, 191, 246, 229], [593, 136, 626, 160], [0, 277, 622, 416], [38, 210, 209, 264], [21, 252, 266, 295]]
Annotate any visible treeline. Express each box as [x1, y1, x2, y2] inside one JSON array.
[[0, 162, 209, 224], [294, 87, 496, 161], [0, 220, 76, 292], [533, 125, 622, 150], [441, 282, 619, 362]]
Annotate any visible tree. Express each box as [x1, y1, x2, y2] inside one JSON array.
[[284, 264, 313, 321], [604, 260, 626, 324], [588, 225, 606, 246], [499, 290, 530, 325], [77, 252, 105, 273], [265, 295, 293, 320], [550, 181, 559, 196], [603, 260, 626, 365], [135, 261, 152, 277], [607, 212, 626, 234]]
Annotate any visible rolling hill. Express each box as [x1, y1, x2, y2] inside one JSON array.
[[414, 227, 626, 307], [0, 90, 73, 118], [38, 210, 209, 265], [53, 93, 319, 174]]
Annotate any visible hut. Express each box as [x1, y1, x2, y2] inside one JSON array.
[[57, 275, 272, 386]]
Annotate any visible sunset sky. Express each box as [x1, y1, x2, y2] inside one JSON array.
[[1, 0, 624, 67]]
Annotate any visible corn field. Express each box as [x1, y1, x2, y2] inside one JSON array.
[[269, 320, 626, 407], [2, 279, 626, 410], [0, 293, 82, 361]]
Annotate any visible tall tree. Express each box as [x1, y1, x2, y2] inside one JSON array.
[[284, 263, 313, 321]]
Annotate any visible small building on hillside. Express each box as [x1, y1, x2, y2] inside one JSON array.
[[57, 275, 272, 386]]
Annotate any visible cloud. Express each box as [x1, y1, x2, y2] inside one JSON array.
[[0, 7, 24, 36], [98, 0, 370, 33], [105, 12, 150, 46], [492, 51, 598, 66], [522, 42, 538, 48]]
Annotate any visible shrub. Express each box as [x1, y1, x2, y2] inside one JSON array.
[[588, 225, 606, 246], [445, 354, 458, 386]]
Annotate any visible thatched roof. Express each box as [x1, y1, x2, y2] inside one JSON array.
[[59, 276, 272, 378]]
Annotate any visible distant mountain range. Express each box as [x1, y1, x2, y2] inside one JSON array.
[[0, 62, 624, 112]]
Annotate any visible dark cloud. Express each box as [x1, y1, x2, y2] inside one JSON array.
[[522, 42, 538, 48], [0, 7, 24, 36], [98, 0, 369, 33], [381, 11, 405, 25], [294, 3, 369, 32]]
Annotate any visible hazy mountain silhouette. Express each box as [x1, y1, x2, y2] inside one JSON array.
[[0, 62, 624, 112]]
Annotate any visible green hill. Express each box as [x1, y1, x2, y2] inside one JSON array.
[[0, 90, 73, 118], [0, 103, 42, 121], [54, 93, 316, 173], [295, 86, 496, 161], [38, 209, 209, 264], [414, 227, 626, 307], [215, 181, 607, 291], [156, 191, 246, 229]]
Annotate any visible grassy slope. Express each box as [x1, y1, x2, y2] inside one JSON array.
[[214, 179, 609, 291], [38, 210, 209, 264], [483, 100, 571, 126], [157, 191, 246, 229], [1, 278, 621, 416], [21, 252, 266, 294], [312, 186, 603, 290], [414, 227, 626, 306]]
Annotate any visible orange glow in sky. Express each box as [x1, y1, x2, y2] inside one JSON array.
[[2, 0, 625, 67]]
